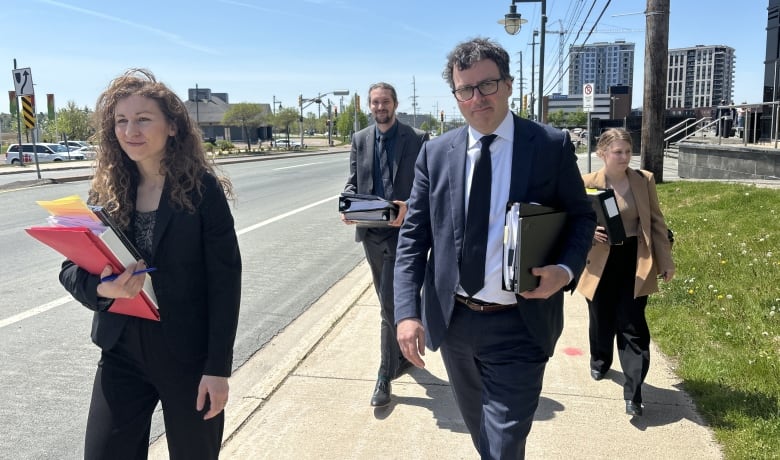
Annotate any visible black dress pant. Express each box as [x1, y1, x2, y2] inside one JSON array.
[[587, 237, 650, 404], [361, 227, 405, 380], [84, 317, 224, 460], [441, 301, 548, 460]]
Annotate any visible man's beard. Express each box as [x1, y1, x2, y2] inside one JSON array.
[[374, 111, 393, 124]]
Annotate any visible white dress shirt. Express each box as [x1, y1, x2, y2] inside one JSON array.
[[458, 110, 573, 304]]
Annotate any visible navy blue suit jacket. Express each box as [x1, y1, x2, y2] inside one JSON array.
[[393, 114, 595, 356]]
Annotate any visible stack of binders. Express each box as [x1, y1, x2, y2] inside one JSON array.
[[586, 188, 626, 245], [338, 192, 399, 227], [502, 202, 566, 293]]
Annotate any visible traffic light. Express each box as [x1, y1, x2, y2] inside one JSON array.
[[334, 106, 338, 117], [298, 94, 303, 106], [355, 95, 360, 112], [523, 94, 528, 110], [440, 110, 444, 122]]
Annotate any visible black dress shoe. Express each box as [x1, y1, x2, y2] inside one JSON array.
[[590, 369, 605, 381], [625, 400, 643, 416], [370, 380, 391, 407]]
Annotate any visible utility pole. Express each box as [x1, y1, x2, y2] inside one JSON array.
[[640, 0, 670, 182], [529, 30, 538, 121], [411, 76, 418, 128], [517, 51, 523, 115]]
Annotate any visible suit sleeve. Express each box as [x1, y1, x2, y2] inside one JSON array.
[[344, 135, 359, 194], [200, 176, 242, 377], [553, 132, 597, 289], [394, 142, 433, 322], [643, 172, 675, 275]]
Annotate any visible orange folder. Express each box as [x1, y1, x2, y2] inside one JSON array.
[[26, 226, 160, 321]]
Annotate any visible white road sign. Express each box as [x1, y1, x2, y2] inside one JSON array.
[[583, 83, 594, 112], [12, 68, 34, 96]]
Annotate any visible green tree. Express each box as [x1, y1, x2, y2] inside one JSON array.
[[273, 107, 301, 144], [336, 103, 368, 141], [304, 112, 318, 134], [37, 112, 57, 142], [568, 110, 587, 128], [56, 101, 94, 142], [547, 109, 567, 127], [222, 102, 267, 150]]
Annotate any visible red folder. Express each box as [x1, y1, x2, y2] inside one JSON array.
[[25, 226, 160, 321]]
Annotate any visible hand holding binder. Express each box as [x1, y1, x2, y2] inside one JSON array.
[[586, 188, 626, 245], [339, 192, 399, 227], [502, 202, 566, 293]]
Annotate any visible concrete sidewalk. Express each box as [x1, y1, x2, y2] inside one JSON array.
[[149, 262, 722, 459], [4, 149, 732, 458]]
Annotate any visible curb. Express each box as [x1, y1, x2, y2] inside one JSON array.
[[147, 261, 373, 458]]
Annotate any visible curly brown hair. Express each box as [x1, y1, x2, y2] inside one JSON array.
[[89, 68, 234, 229]]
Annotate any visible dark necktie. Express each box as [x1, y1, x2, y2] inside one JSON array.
[[378, 135, 393, 199], [460, 134, 497, 297]]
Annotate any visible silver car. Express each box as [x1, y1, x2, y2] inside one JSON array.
[[5, 143, 86, 165]]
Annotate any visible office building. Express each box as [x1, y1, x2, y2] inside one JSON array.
[[666, 45, 735, 109], [568, 41, 635, 96]]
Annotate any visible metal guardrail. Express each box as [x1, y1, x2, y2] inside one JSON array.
[[664, 101, 780, 150]]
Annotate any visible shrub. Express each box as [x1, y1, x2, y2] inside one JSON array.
[[217, 140, 234, 153]]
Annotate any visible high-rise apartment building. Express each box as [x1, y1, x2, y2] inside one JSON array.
[[568, 41, 635, 95], [667, 45, 735, 109]]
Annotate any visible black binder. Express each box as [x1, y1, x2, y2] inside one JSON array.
[[503, 202, 566, 293], [338, 193, 399, 227], [586, 189, 626, 245]]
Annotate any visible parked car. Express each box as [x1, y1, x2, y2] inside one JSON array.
[[274, 139, 304, 150], [70, 146, 99, 159], [58, 140, 91, 150], [5, 143, 86, 165]]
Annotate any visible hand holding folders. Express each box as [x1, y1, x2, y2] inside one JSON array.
[[502, 202, 566, 293], [25, 195, 160, 321]]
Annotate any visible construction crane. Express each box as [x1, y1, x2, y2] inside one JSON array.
[[591, 28, 644, 33], [545, 20, 567, 94]]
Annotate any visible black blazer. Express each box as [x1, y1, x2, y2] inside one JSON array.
[[60, 173, 242, 377], [344, 121, 428, 241]]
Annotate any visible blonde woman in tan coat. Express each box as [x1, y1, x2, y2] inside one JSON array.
[[577, 128, 675, 417]]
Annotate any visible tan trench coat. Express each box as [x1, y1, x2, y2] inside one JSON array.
[[576, 168, 675, 300]]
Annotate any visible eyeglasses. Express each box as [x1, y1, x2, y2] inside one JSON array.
[[452, 78, 503, 102]]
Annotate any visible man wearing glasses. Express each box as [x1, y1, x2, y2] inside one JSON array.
[[394, 37, 595, 459]]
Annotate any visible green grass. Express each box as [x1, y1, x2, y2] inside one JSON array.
[[648, 181, 780, 459]]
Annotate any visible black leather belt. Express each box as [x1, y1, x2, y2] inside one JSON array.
[[455, 294, 517, 313]]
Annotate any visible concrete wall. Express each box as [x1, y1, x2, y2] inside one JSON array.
[[677, 142, 780, 180]]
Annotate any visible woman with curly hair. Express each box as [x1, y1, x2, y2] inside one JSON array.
[[59, 69, 241, 459]]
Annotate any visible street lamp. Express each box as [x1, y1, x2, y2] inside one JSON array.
[[610, 96, 620, 119], [299, 90, 350, 147], [499, 0, 546, 123]]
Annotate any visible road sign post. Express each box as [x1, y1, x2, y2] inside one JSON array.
[[583, 83, 594, 172], [582, 83, 594, 113]]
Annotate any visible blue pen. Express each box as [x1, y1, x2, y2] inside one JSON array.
[[101, 267, 157, 282]]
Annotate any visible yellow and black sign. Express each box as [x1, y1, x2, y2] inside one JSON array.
[[22, 95, 35, 129]]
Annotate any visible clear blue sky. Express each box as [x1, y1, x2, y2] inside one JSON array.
[[1, 0, 769, 121]]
